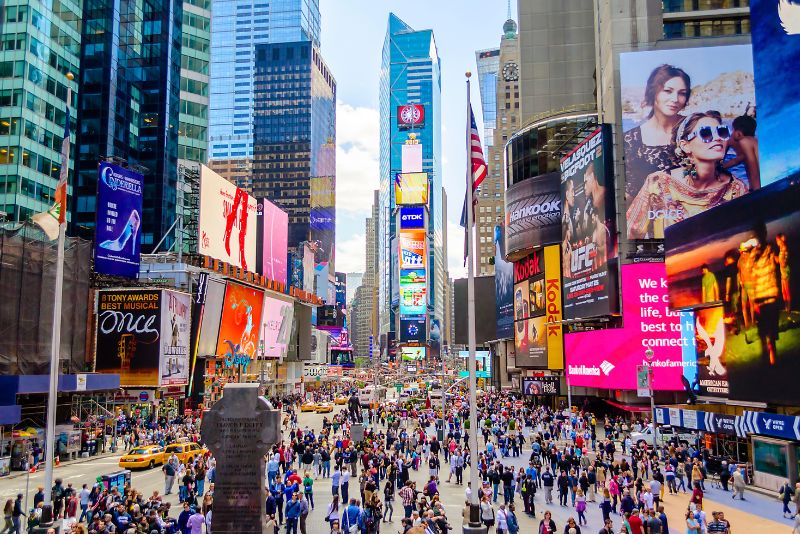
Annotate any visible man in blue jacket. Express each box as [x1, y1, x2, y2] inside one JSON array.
[[285, 492, 302, 534]]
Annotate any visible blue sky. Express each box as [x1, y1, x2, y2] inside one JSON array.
[[321, 0, 518, 276]]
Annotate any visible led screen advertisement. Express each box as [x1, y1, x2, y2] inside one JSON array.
[[683, 306, 729, 399], [399, 284, 427, 316], [400, 317, 426, 343], [395, 172, 429, 206], [495, 225, 514, 340], [310, 175, 335, 266], [565, 263, 695, 390], [260, 293, 294, 359], [259, 198, 288, 285], [215, 282, 265, 369], [750, 0, 800, 187], [560, 125, 619, 320], [95, 290, 191, 387], [458, 350, 492, 378], [159, 290, 191, 386], [664, 177, 800, 404], [199, 165, 258, 271], [399, 229, 426, 270], [399, 207, 425, 229], [620, 45, 755, 255], [95, 162, 144, 278], [400, 346, 425, 361], [522, 376, 560, 396], [504, 172, 561, 256], [513, 246, 563, 369], [397, 104, 425, 129]]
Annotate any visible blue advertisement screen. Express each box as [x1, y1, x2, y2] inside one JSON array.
[[95, 162, 143, 278], [399, 206, 425, 229]]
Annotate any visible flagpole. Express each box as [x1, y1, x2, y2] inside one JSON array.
[[43, 72, 72, 506], [464, 71, 483, 534]]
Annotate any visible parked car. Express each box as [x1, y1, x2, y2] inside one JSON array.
[[118, 445, 165, 469]]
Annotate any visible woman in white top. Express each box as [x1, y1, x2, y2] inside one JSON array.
[[480, 495, 496, 531], [496, 503, 509, 534]]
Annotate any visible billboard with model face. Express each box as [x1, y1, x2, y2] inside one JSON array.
[[199, 165, 258, 271], [665, 177, 800, 404], [750, 0, 800, 186], [560, 125, 619, 320], [620, 45, 755, 257], [260, 198, 288, 285], [522, 376, 560, 396], [215, 282, 265, 369], [504, 172, 561, 256], [95, 162, 143, 278], [159, 290, 191, 386], [565, 263, 695, 390], [494, 225, 514, 340]]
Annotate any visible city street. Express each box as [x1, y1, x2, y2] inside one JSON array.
[[0, 405, 792, 534]]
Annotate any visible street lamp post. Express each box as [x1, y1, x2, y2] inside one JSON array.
[[645, 348, 658, 449]]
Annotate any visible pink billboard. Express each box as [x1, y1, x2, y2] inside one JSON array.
[[261, 199, 288, 285], [260, 293, 294, 359], [564, 263, 694, 390]]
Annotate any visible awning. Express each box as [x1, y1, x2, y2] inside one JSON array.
[[604, 399, 652, 413]]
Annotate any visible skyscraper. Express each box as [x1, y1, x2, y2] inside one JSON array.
[[73, 0, 182, 249], [207, 0, 321, 189], [475, 18, 520, 275], [252, 40, 336, 289], [0, 0, 80, 223], [378, 13, 443, 353], [179, 0, 212, 169]]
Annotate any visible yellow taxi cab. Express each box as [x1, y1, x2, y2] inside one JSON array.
[[315, 402, 334, 413], [300, 402, 317, 412], [118, 445, 165, 469], [334, 396, 348, 405], [163, 441, 207, 464]]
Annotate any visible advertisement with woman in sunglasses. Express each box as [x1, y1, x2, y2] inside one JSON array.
[[619, 45, 756, 242]]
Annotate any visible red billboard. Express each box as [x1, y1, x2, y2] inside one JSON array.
[[215, 282, 264, 368]]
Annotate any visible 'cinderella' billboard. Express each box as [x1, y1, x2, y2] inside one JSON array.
[[95, 162, 143, 277]]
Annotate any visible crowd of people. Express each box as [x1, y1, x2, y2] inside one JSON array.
[[7, 388, 797, 534]]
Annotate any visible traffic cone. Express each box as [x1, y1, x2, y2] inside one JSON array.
[[55, 456, 60, 467]]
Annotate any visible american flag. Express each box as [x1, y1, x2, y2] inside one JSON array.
[[461, 105, 488, 263]]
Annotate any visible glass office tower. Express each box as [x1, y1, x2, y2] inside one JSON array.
[[252, 40, 336, 272], [179, 0, 211, 168], [378, 13, 443, 348], [208, 0, 320, 189], [0, 0, 81, 223], [72, 0, 182, 250]]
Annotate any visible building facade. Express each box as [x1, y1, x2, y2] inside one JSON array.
[[0, 0, 80, 223], [475, 48, 500, 148], [252, 40, 336, 279], [207, 0, 320, 188], [475, 19, 521, 275], [73, 0, 182, 249], [378, 13, 444, 348], [179, 0, 211, 170]]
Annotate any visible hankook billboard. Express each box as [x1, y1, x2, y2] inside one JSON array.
[[504, 172, 561, 257]]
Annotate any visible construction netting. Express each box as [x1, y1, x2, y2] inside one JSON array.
[[0, 222, 92, 375]]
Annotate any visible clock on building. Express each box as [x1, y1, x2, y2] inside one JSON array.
[[502, 62, 519, 82]]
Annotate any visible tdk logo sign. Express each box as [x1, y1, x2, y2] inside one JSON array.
[[400, 207, 425, 228]]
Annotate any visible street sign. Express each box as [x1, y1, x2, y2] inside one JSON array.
[[514, 400, 523, 409], [636, 365, 650, 397]]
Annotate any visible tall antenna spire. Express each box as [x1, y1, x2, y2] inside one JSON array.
[[507, 0, 512, 20]]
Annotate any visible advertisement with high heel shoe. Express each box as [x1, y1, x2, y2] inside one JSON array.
[[95, 161, 143, 278]]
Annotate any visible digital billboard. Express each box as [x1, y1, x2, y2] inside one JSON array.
[[522, 376, 560, 396], [318, 326, 351, 350], [560, 125, 618, 320], [397, 104, 425, 129], [399, 284, 427, 316], [458, 350, 492, 378], [95, 290, 161, 387], [400, 317, 426, 343], [512, 246, 563, 369], [395, 172, 429, 206], [495, 225, 514, 340], [664, 177, 800, 404], [400, 346, 425, 361], [620, 45, 755, 254], [399, 229, 426, 270], [215, 282, 265, 369], [399, 206, 425, 229], [260, 293, 294, 359], [199, 165, 258, 271], [260, 198, 288, 285], [683, 306, 729, 399], [310, 175, 335, 266], [159, 290, 191, 386], [565, 263, 695, 390], [750, 0, 800, 186], [504, 172, 561, 256], [95, 162, 143, 278], [335, 272, 346, 308], [400, 269, 426, 285]]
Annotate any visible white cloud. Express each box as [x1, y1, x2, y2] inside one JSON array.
[[447, 220, 468, 280], [335, 232, 366, 273], [336, 101, 380, 216]]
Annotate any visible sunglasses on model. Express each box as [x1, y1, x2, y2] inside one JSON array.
[[686, 125, 730, 143]]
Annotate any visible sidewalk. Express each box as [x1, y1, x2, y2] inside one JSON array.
[[1, 449, 122, 481]]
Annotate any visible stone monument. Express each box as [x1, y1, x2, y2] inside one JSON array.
[[201, 383, 281, 533]]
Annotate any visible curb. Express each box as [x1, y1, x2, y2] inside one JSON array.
[[1, 451, 122, 481]]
